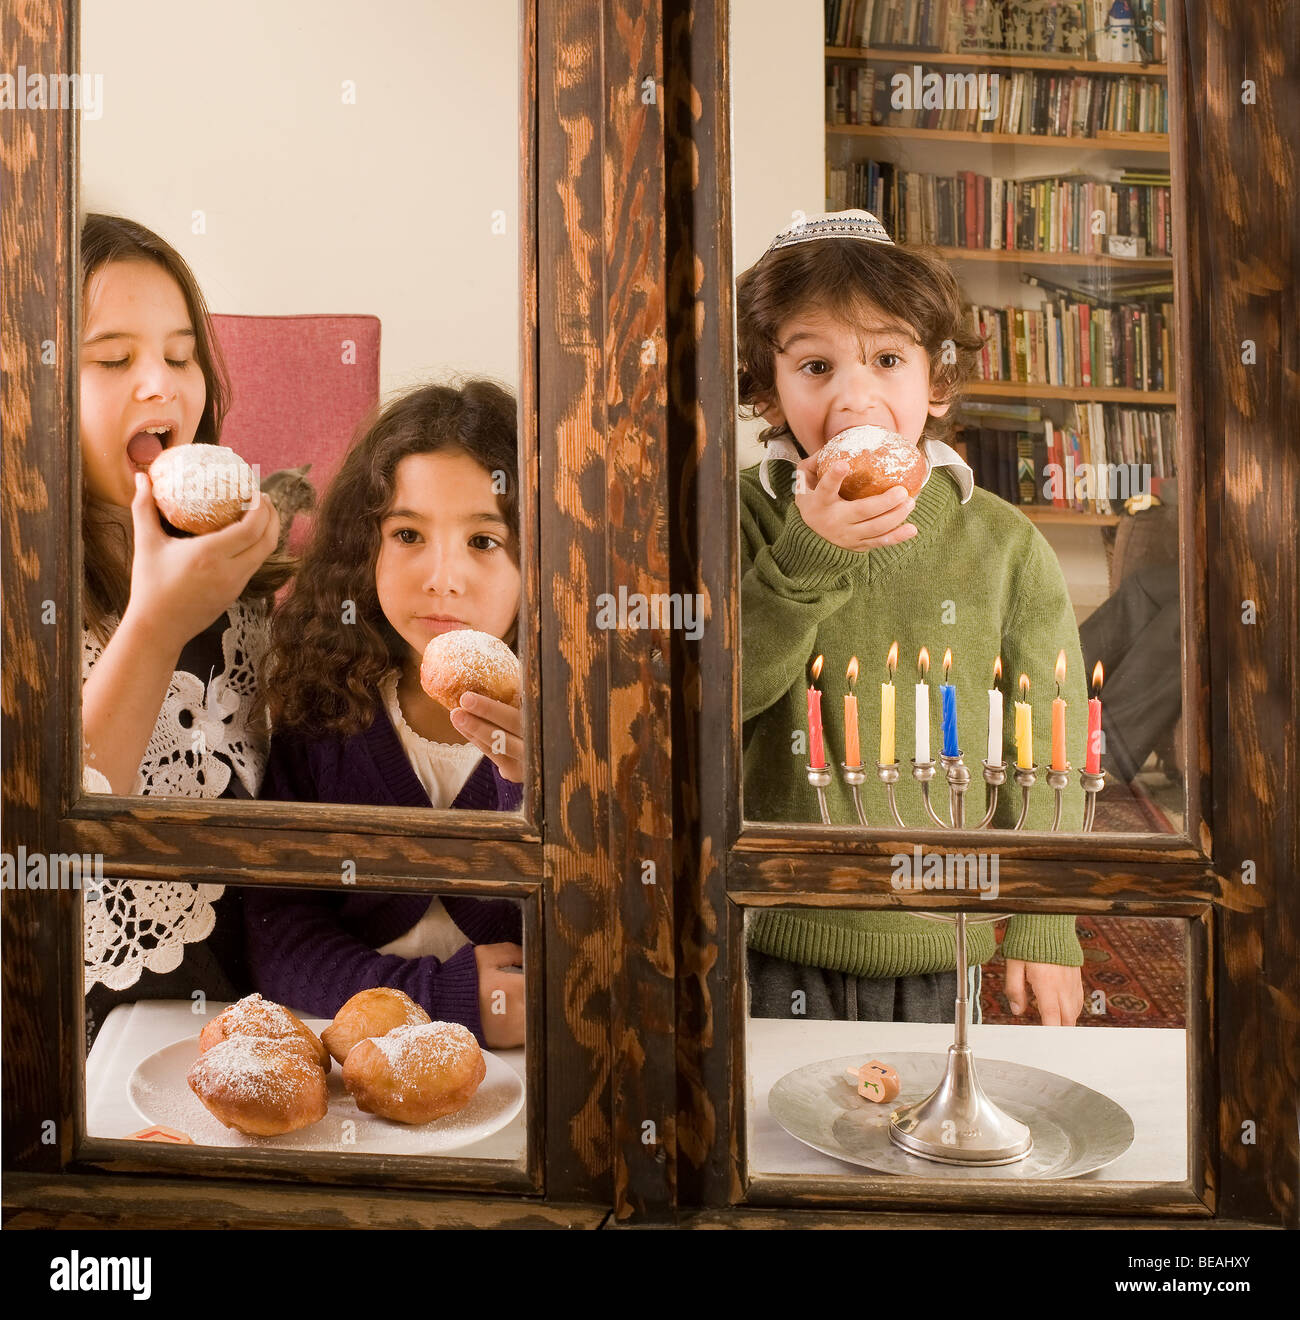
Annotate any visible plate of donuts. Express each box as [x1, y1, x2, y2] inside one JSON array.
[[127, 992, 525, 1155]]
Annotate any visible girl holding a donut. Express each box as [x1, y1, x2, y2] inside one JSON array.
[[78, 214, 288, 1037], [738, 210, 1089, 1028], [245, 381, 526, 1049]]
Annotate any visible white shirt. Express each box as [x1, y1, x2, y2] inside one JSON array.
[[380, 672, 484, 809]]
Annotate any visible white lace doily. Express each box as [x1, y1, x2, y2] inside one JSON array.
[[84, 879, 226, 992], [81, 599, 270, 992]]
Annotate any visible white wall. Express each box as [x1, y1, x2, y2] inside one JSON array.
[[730, 0, 825, 468], [80, 0, 520, 401]]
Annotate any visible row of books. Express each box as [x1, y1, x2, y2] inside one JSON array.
[[825, 0, 1168, 65], [954, 402, 1177, 513], [827, 62, 1168, 135], [826, 162, 1173, 257], [968, 297, 1174, 392]]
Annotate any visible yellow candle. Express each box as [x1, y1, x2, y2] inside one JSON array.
[[880, 642, 899, 765], [1015, 674, 1033, 768], [880, 682, 895, 764]]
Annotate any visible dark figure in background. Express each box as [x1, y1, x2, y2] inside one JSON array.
[[1079, 559, 1182, 782]]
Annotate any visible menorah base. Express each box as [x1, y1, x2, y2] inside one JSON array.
[[888, 1043, 1034, 1166]]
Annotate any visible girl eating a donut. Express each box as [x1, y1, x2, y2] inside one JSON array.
[[738, 210, 1089, 1028], [78, 214, 288, 1036], [245, 380, 525, 1048]]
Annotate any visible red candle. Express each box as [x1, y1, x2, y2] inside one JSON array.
[[807, 654, 827, 769], [1086, 661, 1104, 773]]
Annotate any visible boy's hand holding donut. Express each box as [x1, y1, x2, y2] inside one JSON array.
[[793, 452, 917, 553], [127, 469, 279, 654]]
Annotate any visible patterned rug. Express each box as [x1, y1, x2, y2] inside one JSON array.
[[980, 915, 1187, 1028], [1091, 774, 1179, 833]]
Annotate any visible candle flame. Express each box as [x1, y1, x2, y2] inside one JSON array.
[[1092, 661, 1104, 694], [918, 646, 930, 679], [1055, 649, 1067, 686], [942, 647, 953, 681], [993, 655, 1003, 684], [886, 640, 898, 677], [1019, 673, 1030, 699], [846, 656, 859, 686], [811, 654, 824, 684]]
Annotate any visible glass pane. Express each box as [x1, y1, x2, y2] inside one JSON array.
[[76, 0, 529, 818], [743, 904, 1190, 1182], [84, 880, 528, 1165], [732, 0, 1185, 837]]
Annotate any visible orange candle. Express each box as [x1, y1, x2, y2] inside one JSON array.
[[844, 657, 861, 767], [1051, 650, 1068, 770]]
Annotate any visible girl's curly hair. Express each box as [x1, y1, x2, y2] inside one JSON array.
[[736, 237, 984, 448], [264, 379, 518, 739]]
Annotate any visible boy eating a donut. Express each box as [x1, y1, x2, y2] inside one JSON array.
[[738, 210, 1089, 1027]]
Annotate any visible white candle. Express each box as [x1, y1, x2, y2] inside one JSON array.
[[915, 680, 930, 762], [987, 688, 1003, 765]]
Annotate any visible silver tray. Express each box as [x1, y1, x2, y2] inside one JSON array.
[[768, 1052, 1135, 1179]]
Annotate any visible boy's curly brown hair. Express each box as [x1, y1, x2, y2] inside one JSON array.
[[263, 379, 519, 739], [736, 238, 983, 449]]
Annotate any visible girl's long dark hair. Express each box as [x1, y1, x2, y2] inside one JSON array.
[[263, 380, 519, 739], [80, 213, 290, 640]]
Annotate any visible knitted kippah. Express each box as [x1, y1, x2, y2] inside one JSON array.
[[763, 208, 895, 257]]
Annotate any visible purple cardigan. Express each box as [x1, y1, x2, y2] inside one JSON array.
[[247, 708, 523, 1045]]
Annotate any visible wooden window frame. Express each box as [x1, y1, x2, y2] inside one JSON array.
[[664, 0, 1297, 1226], [2, 0, 1295, 1228]]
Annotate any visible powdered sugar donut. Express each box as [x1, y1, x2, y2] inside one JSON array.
[[342, 1021, 486, 1124], [322, 987, 432, 1066], [150, 443, 258, 533], [187, 1035, 329, 1136], [420, 629, 521, 711], [198, 993, 330, 1072], [815, 425, 929, 500]]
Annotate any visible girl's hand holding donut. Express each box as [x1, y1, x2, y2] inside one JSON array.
[[451, 691, 524, 783], [126, 468, 280, 653]]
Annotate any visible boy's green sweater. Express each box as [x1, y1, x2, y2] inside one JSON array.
[[741, 458, 1087, 976]]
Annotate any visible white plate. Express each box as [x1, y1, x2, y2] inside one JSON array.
[[127, 1026, 524, 1155]]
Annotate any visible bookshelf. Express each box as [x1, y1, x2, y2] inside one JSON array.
[[828, 125, 1170, 151], [827, 46, 1167, 77], [823, 0, 1177, 532]]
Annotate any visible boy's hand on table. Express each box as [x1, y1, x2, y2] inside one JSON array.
[[793, 454, 917, 552], [474, 942, 525, 1048], [1004, 960, 1084, 1026], [451, 691, 524, 783]]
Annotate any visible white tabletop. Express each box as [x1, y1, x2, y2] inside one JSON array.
[[86, 1000, 526, 1161], [747, 1017, 1187, 1182]]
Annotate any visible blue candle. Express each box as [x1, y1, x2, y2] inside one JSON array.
[[940, 648, 959, 756], [941, 684, 959, 756]]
